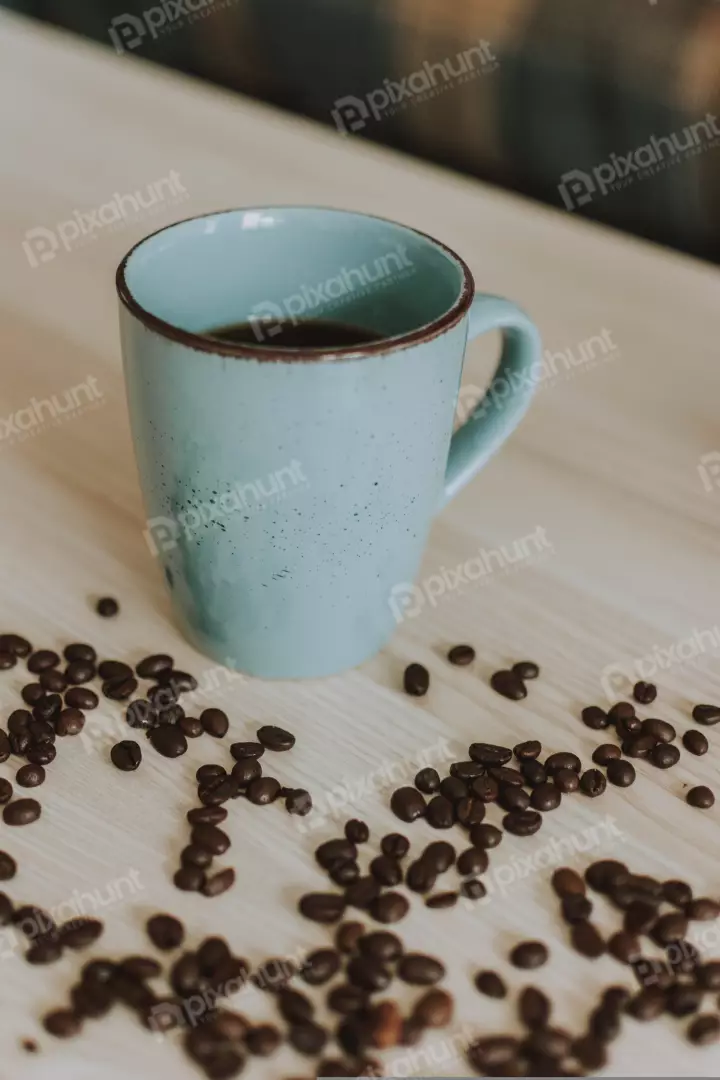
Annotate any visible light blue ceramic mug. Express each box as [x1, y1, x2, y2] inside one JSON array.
[[117, 207, 541, 678]]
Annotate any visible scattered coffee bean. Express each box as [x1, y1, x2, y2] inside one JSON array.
[[231, 758, 262, 788], [498, 785, 530, 812], [663, 879, 692, 907], [398, 953, 445, 985], [545, 752, 581, 775], [489, 765, 524, 786], [191, 824, 230, 856], [425, 795, 454, 829], [551, 868, 585, 897], [288, 1020, 327, 1056], [633, 681, 657, 704], [553, 767, 580, 793], [390, 786, 426, 823], [173, 867, 205, 893], [334, 920, 364, 955], [3, 799, 41, 825], [27, 650, 60, 674], [96, 597, 119, 617], [624, 899, 657, 934], [299, 893, 346, 924], [301, 948, 340, 986], [181, 845, 213, 869], [16, 764, 45, 788], [0, 852, 17, 881], [344, 819, 369, 844], [519, 986, 551, 1029], [582, 706, 610, 730], [521, 759, 547, 786], [345, 876, 380, 910], [530, 782, 561, 811], [683, 730, 709, 755], [510, 941, 548, 970], [44, 1010, 82, 1038], [346, 954, 391, 992], [403, 663, 429, 696], [110, 741, 142, 772], [60, 918, 104, 949], [98, 660, 133, 681], [26, 743, 55, 766], [0, 650, 15, 670], [687, 897, 720, 920], [102, 675, 138, 701], [608, 930, 642, 964], [457, 847, 488, 876], [32, 695, 61, 723], [562, 895, 593, 923], [490, 669, 527, 700], [369, 855, 402, 887], [6, 709, 29, 734], [607, 759, 636, 787], [593, 743, 621, 766], [571, 921, 605, 958], [642, 717, 676, 743], [413, 987, 454, 1027], [469, 823, 502, 849], [687, 786, 714, 809], [316, 838, 357, 870], [474, 970, 506, 998], [55, 707, 85, 736], [147, 914, 184, 951], [448, 644, 475, 666], [41, 668, 68, 692], [692, 704, 720, 725], [65, 687, 98, 710], [426, 891, 458, 909], [467, 1036, 521, 1072], [503, 810, 542, 836], [471, 775, 499, 802], [688, 1014, 720, 1045], [652, 912, 689, 945], [469, 742, 512, 766], [456, 795, 487, 826], [202, 868, 236, 897], [369, 891, 408, 924], [149, 725, 187, 758], [0, 779, 12, 805], [649, 743, 680, 769], [514, 740, 542, 760], [580, 768, 607, 797], [414, 767, 440, 794], [200, 709, 229, 738]]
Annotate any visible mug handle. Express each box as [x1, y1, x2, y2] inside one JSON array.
[[442, 295, 542, 506]]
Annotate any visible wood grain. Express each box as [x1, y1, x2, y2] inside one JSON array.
[[1, 10, 720, 1078]]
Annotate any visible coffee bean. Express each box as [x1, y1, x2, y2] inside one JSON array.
[[414, 767, 440, 793], [503, 810, 542, 836], [571, 921, 605, 958], [346, 954, 391, 991], [593, 744, 621, 766], [649, 743, 680, 769], [367, 855, 400, 887], [521, 759, 547, 786], [652, 912, 689, 945], [44, 1009, 82, 1037], [490, 766, 524, 786], [7, 711, 30, 737], [0, 893, 13, 925], [96, 596, 119, 617], [289, 1020, 327, 1056], [681, 729, 708, 756], [173, 867, 205, 892], [413, 988, 454, 1028], [667, 940, 699, 975], [16, 764, 44, 788], [26, 743, 55, 766], [338, 821, 367, 848], [398, 953, 445, 985], [514, 740, 542, 761], [345, 876, 380, 909], [469, 742, 512, 766], [490, 669, 527, 700], [624, 899, 657, 934], [697, 961, 720, 989], [452, 762, 487, 784], [299, 893, 346, 923], [471, 775, 499, 802], [146, 914, 184, 951], [9, 732, 30, 756], [626, 987, 667, 1020], [642, 717, 676, 743], [196, 764, 225, 783], [402, 662, 430, 697], [607, 759, 636, 787], [181, 845, 213, 869], [0, 731, 10, 765], [329, 861, 359, 886], [687, 786, 714, 809], [425, 891, 458, 909], [102, 675, 138, 701], [425, 795, 454, 829], [474, 971, 506, 998], [608, 931, 641, 964], [661, 879, 691, 907], [390, 786, 426, 823], [191, 824, 230, 855], [519, 986, 551, 1029], [460, 878, 486, 900], [421, 841, 455, 873], [633, 681, 657, 704], [65, 687, 98, 710], [687, 897, 720, 920], [334, 920, 364, 955], [187, 808, 227, 829], [149, 725, 187, 758], [55, 707, 85, 737], [0, 779, 12, 805], [202, 868, 236, 897], [60, 918, 104, 950], [29, 718, 55, 743], [692, 704, 720, 725], [582, 706, 610, 730], [369, 891, 408, 924], [469, 823, 503, 848], [551, 768, 579, 795], [456, 795, 487, 827], [3, 799, 41, 825], [157, 669, 197, 693], [98, 660, 133, 681], [510, 941, 548, 969], [457, 847, 488, 876], [561, 895, 593, 923], [198, 775, 239, 806], [231, 758, 261, 788], [631, 957, 672, 990], [230, 741, 264, 762], [530, 782, 561, 811], [498, 785, 530, 812], [200, 708, 229, 738], [448, 644, 475, 666], [40, 668, 68, 692], [316, 838, 357, 870], [32, 695, 61, 722], [27, 650, 60, 674], [65, 659, 97, 685], [134, 654, 172, 678], [580, 768, 607, 797], [406, 859, 437, 894], [301, 948, 340, 986], [552, 868, 585, 897], [688, 1014, 720, 1045], [545, 752, 581, 774], [0, 852, 17, 881], [110, 741, 142, 771]]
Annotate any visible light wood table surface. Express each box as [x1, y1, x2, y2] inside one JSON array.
[[1, 10, 720, 1078]]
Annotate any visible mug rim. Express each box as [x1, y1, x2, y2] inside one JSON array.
[[115, 205, 475, 362]]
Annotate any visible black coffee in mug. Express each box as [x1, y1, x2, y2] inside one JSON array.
[[205, 319, 383, 349]]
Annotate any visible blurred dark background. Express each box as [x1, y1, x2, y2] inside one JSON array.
[[7, 0, 720, 263]]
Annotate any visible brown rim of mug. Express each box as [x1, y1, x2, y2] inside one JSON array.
[[115, 206, 475, 362]]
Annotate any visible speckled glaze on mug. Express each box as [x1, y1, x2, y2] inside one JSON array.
[[117, 207, 541, 678]]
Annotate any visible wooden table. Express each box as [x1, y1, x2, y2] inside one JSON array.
[[1, 10, 720, 1078]]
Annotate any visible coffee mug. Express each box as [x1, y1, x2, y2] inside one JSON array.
[[117, 207, 541, 678]]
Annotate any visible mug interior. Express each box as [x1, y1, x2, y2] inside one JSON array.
[[119, 207, 467, 350]]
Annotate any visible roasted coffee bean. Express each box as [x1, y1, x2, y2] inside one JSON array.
[[231, 758, 262, 788], [530, 782, 561, 811], [662, 879, 692, 907], [26, 743, 55, 766], [414, 767, 440, 793], [0, 732, 9, 767], [425, 795, 454, 829], [0, 634, 31, 657], [514, 740, 542, 761], [345, 876, 380, 909], [181, 845, 214, 869], [545, 752, 581, 775], [96, 596, 119, 617], [553, 767, 580, 793], [457, 847, 488, 876], [503, 810, 542, 836], [469, 742, 512, 766], [498, 785, 530, 812], [593, 743, 621, 766], [3, 799, 41, 825], [448, 644, 475, 666], [44, 1009, 82, 1038], [510, 941, 548, 970], [155, 704, 185, 726], [403, 662, 430, 697], [0, 852, 17, 881], [412, 988, 454, 1028], [191, 824, 230, 855], [626, 987, 667, 1020], [633, 681, 657, 704], [289, 1020, 328, 1056], [552, 867, 585, 897], [405, 860, 437, 894], [7, 710, 30, 736], [198, 775, 239, 806], [390, 786, 426, 823], [623, 734, 657, 757], [469, 823, 503, 848], [101, 660, 135, 681], [608, 931, 641, 964], [64, 687, 98, 711], [147, 684, 178, 710], [649, 743, 680, 769], [475, 970, 507, 998], [200, 709, 229, 738], [0, 778, 12, 805], [301, 948, 340, 986], [624, 899, 657, 934], [460, 878, 487, 900], [471, 775, 499, 802], [421, 840, 455, 873], [285, 788, 312, 815], [196, 764, 226, 783], [202, 868, 236, 897], [607, 759, 636, 787], [398, 953, 445, 985], [688, 1014, 720, 1045], [682, 729, 708, 756], [316, 838, 357, 869], [156, 669, 197, 693], [490, 669, 527, 700], [187, 806, 227, 827], [110, 740, 142, 771], [608, 700, 636, 722], [573, 1035, 608, 1071], [27, 650, 60, 674], [277, 987, 315, 1025], [580, 768, 607, 797], [652, 912, 688, 945], [60, 919, 104, 950], [147, 914, 184, 951], [439, 775, 467, 801], [425, 891, 458, 909], [687, 786, 714, 809], [55, 707, 85, 736], [358, 931, 402, 963], [9, 731, 30, 756], [450, 759, 486, 780], [687, 897, 720, 920], [346, 954, 391, 991], [0, 893, 13, 924], [369, 891, 409, 924], [456, 795, 486, 827], [667, 940, 699, 975], [692, 703, 720, 725], [16, 764, 44, 788], [642, 717, 676, 743], [102, 675, 138, 701], [521, 759, 547, 786], [344, 819, 369, 844], [149, 725, 187, 758], [125, 699, 155, 730], [582, 706, 610, 730], [41, 668, 69, 692], [335, 920, 365, 955], [561, 895, 593, 923], [518, 986, 551, 1029], [571, 921, 605, 958], [366, 855, 400, 887], [377, 832, 408, 860], [524, 1027, 572, 1059], [511, 660, 538, 680], [32, 695, 61, 723], [299, 893, 346, 923], [245, 1024, 281, 1056], [65, 660, 96, 686], [29, 718, 55, 744], [135, 654, 173, 678], [631, 957, 672, 990], [329, 861, 359, 886], [173, 867, 205, 892], [230, 742, 265, 763], [177, 715, 202, 739], [489, 766, 524, 786]]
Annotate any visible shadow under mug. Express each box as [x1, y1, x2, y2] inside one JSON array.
[[116, 206, 541, 678]]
